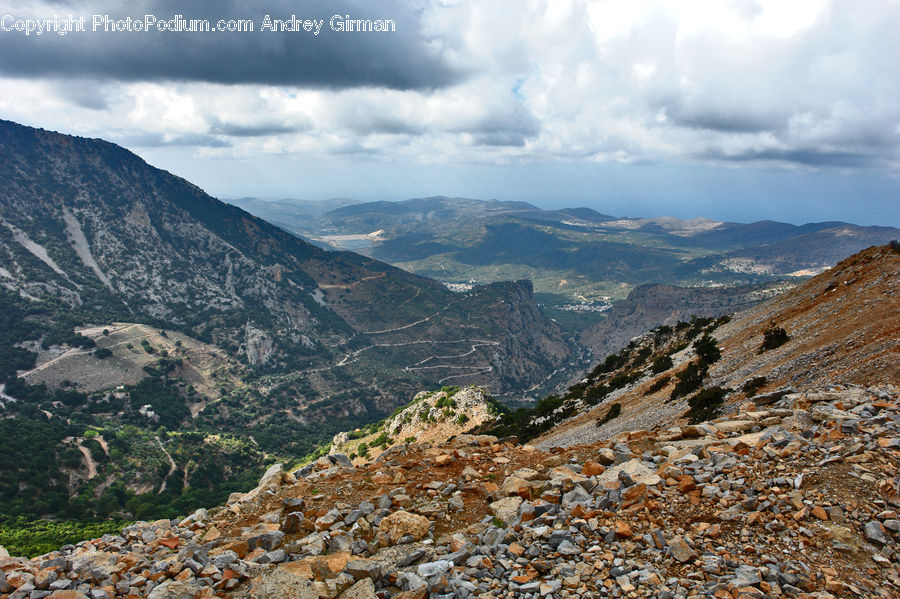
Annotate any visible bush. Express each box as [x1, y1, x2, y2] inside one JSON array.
[[596, 403, 621, 427], [741, 376, 768, 397], [457, 413, 469, 425], [93, 348, 113, 360], [687, 387, 727, 424], [760, 322, 790, 352], [693, 333, 721, 365], [670, 360, 707, 401], [650, 355, 673, 374]]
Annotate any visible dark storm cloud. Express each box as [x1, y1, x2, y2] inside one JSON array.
[[0, 0, 464, 90]]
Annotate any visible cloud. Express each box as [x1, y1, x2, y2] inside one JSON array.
[[0, 0, 897, 172], [0, 0, 464, 90], [112, 131, 232, 148]]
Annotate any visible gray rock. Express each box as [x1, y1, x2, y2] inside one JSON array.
[[328, 453, 354, 468], [282, 512, 304, 534], [562, 485, 592, 507], [252, 531, 285, 552], [865, 521, 892, 546], [282, 497, 305, 513], [345, 559, 384, 582], [147, 580, 206, 599], [337, 578, 375, 599], [731, 565, 761, 587], [212, 551, 238, 569], [397, 571, 427, 591], [557, 540, 581, 556], [418, 560, 453, 579]]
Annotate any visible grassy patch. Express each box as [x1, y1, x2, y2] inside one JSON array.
[[0, 518, 131, 558]]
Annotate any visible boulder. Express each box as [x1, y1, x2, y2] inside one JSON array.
[[338, 577, 375, 599], [599, 459, 662, 486], [242, 569, 318, 599], [489, 496, 523, 525], [147, 580, 205, 599], [378, 511, 431, 544]]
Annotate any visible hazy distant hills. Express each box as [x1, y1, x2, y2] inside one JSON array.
[[231, 195, 898, 337]]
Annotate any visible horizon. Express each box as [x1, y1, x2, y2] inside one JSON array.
[[1, 1, 898, 227]]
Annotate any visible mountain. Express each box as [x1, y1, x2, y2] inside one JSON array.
[[0, 119, 571, 397], [0, 119, 573, 524], [0, 248, 897, 598], [236, 195, 899, 336]]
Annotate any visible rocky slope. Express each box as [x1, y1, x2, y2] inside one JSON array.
[[1, 384, 897, 599], [578, 282, 791, 361], [1, 245, 898, 598], [535, 243, 899, 450]]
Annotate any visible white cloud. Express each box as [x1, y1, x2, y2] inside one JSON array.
[[1, 0, 897, 171]]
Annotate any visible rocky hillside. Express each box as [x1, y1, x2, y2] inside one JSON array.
[[0, 119, 572, 404], [0, 384, 897, 598], [578, 281, 791, 361], [0, 245, 897, 598], [330, 386, 501, 465], [532, 243, 899, 450]]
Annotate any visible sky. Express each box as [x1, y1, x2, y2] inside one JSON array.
[[0, 0, 898, 226]]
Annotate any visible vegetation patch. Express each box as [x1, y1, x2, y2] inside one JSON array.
[[596, 402, 621, 427], [650, 355, 673, 374], [687, 386, 728, 424], [0, 517, 131, 558], [741, 376, 768, 397], [670, 360, 708, 401], [760, 321, 790, 352]]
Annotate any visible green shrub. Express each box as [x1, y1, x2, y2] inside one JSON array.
[[741, 376, 768, 397], [693, 333, 721, 364], [670, 360, 707, 401], [650, 355, 673, 374], [93, 348, 113, 360], [687, 387, 727, 423], [760, 322, 790, 352], [596, 403, 621, 427], [457, 413, 469, 425]]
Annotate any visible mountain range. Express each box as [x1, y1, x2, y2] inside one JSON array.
[[231, 195, 898, 339], [0, 118, 897, 551]]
